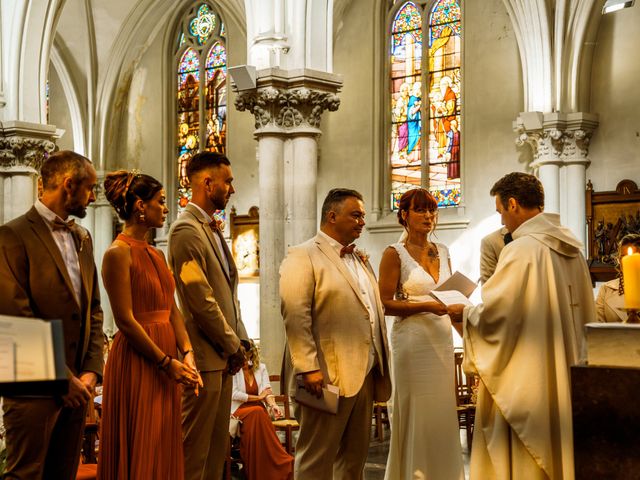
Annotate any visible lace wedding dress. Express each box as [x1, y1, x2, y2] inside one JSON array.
[[384, 242, 464, 480]]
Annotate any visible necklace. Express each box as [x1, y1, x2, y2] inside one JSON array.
[[405, 241, 439, 259]]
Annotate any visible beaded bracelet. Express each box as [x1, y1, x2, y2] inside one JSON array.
[[157, 354, 169, 368]]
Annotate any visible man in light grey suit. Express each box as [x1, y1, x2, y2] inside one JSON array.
[[168, 151, 248, 480], [280, 188, 391, 479]]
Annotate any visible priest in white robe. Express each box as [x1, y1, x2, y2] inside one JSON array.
[[449, 172, 596, 480]]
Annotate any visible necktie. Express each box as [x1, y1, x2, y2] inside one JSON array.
[[340, 244, 356, 257], [209, 220, 222, 232], [52, 217, 76, 232], [503, 232, 513, 245]]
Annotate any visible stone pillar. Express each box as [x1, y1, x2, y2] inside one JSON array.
[[0, 121, 57, 223], [91, 172, 116, 335], [514, 112, 598, 249], [235, 68, 341, 371]]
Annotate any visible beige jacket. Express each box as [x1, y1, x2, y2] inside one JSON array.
[[479, 227, 508, 284], [595, 278, 626, 323], [280, 233, 391, 401], [168, 203, 248, 372]]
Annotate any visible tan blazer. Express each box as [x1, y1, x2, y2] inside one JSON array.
[[168, 203, 248, 372], [280, 233, 391, 401], [479, 227, 508, 284], [0, 207, 104, 378], [596, 278, 627, 323]]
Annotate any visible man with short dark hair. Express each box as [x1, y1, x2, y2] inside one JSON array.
[[168, 151, 248, 480], [449, 172, 596, 480], [280, 188, 391, 479], [0, 150, 104, 479]]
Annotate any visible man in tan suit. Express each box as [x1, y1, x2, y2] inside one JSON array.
[[479, 226, 511, 284], [280, 188, 391, 479], [0, 151, 104, 479], [169, 151, 248, 480]]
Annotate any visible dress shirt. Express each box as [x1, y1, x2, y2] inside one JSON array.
[[34, 200, 82, 304], [189, 202, 230, 277], [318, 230, 382, 373]]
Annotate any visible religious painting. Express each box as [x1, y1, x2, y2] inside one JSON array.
[[230, 207, 260, 278], [587, 179, 640, 282], [390, 0, 462, 210], [175, 2, 227, 212]]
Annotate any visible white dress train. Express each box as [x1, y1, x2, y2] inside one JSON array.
[[384, 242, 464, 480]]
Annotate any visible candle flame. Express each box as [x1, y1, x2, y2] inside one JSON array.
[[629, 247, 635, 256]]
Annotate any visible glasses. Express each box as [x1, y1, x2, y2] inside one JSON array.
[[409, 208, 437, 216]]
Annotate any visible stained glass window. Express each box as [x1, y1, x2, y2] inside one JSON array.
[[389, 0, 462, 210], [175, 3, 227, 211]]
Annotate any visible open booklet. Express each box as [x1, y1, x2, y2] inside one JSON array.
[[0, 315, 68, 396], [295, 377, 340, 414], [430, 271, 478, 306]]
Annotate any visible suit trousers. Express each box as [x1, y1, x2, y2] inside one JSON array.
[[2, 396, 86, 480], [294, 371, 374, 480], [182, 370, 232, 480]]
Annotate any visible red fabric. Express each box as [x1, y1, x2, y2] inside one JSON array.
[[234, 378, 293, 480], [76, 464, 97, 480], [97, 235, 183, 480]]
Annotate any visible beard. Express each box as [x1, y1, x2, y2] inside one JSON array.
[[65, 192, 88, 218], [211, 190, 229, 211]]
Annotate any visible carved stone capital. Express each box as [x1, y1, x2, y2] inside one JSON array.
[[0, 121, 58, 173], [234, 68, 342, 134], [513, 112, 598, 167]]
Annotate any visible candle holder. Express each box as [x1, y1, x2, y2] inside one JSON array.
[[626, 309, 640, 324]]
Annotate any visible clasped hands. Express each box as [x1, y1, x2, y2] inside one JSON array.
[[226, 342, 248, 375], [164, 352, 203, 394]]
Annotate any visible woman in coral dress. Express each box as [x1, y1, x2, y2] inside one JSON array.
[[231, 341, 293, 480], [98, 170, 201, 479]]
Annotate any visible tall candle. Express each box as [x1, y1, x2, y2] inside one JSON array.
[[622, 247, 640, 309]]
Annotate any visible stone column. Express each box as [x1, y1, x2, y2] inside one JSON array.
[[235, 68, 341, 371], [0, 121, 57, 223], [514, 112, 598, 248]]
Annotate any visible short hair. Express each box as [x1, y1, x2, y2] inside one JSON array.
[[320, 188, 364, 225], [40, 150, 92, 190], [397, 188, 438, 227], [490, 172, 544, 210], [103, 170, 164, 220], [185, 151, 231, 182]]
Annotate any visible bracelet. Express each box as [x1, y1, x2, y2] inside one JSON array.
[[182, 349, 194, 356], [159, 355, 173, 371], [157, 354, 169, 368]]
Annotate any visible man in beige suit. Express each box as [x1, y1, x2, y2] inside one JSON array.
[[169, 151, 248, 480], [0, 151, 104, 479], [479, 226, 511, 284], [280, 188, 391, 479]]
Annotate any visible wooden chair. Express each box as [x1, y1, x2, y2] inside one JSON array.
[[269, 374, 299, 454], [454, 349, 477, 449], [81, 396, 100, 464], [372, 401, 389, 441]]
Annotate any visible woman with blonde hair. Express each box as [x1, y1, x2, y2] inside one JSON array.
[[231, 341, 293, 479]]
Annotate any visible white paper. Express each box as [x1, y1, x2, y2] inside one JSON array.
[[0, 336, 16, 382], [295, 378, 340, 414], [434, 271, 477, 298], [0, 315, 55, 381], [430, 290, 474, 306]]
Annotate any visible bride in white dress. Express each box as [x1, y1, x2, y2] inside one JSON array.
[[379, 188, 464, 480]]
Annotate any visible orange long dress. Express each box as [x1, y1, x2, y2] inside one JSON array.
[[98, 234, 183, 480], [234, 380, 293, 480]]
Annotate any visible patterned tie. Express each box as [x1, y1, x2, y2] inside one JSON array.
[[340, 244, 356, 257], [52, 217, 76, 232], [209, 219, 222, 232]]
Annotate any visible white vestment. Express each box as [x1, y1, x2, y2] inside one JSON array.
[[463, 213, 596, 480]]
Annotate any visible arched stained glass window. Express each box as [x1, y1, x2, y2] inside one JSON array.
[[175, 2, 227, 211], [390, 0, 462, 210]]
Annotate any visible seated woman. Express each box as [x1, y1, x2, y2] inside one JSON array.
[[596, 233, 640, 322], [231, 341, 293, 480]]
